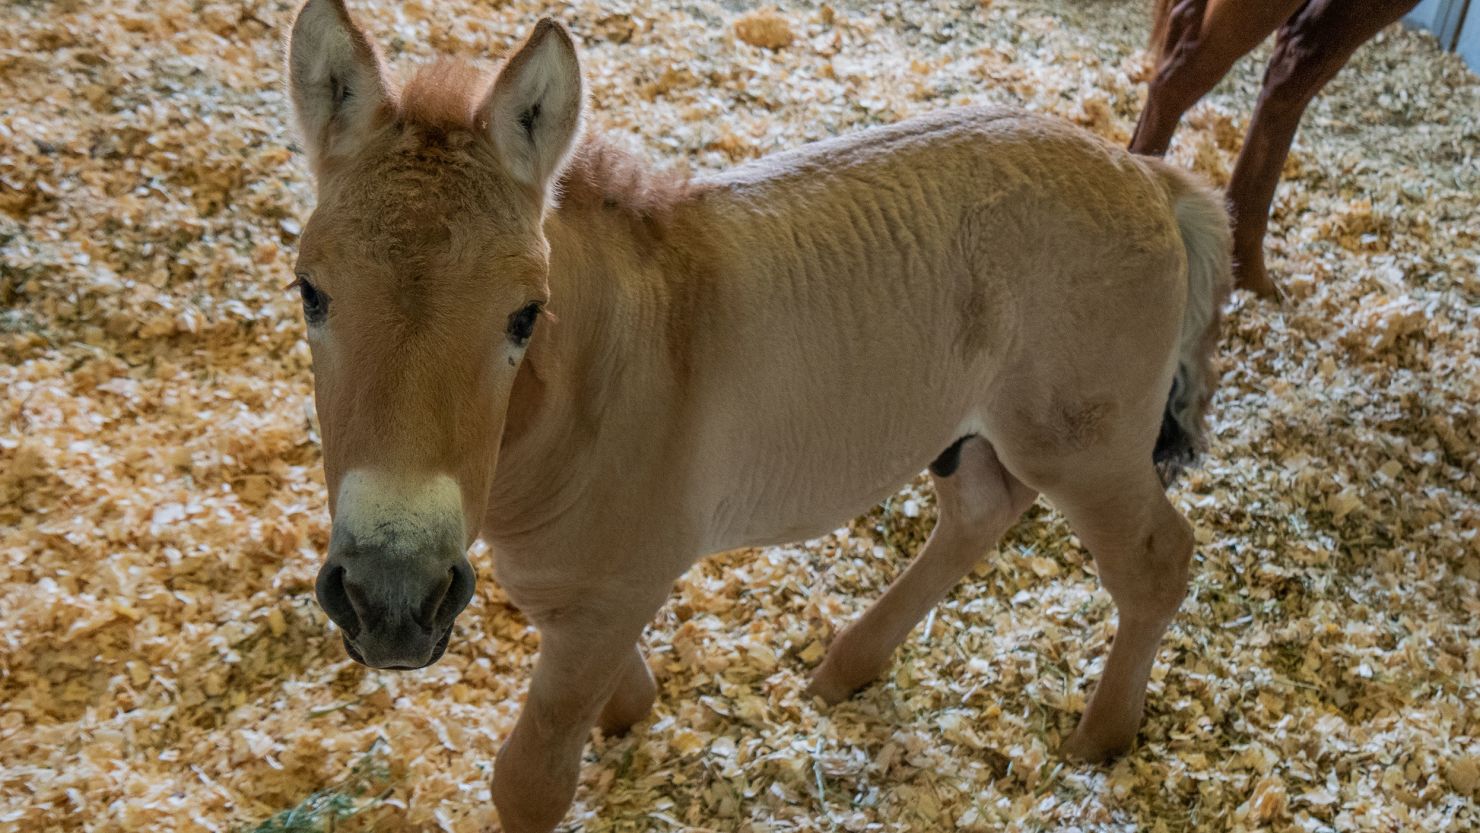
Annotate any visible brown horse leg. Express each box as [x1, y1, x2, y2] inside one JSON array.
[[597, 644, 657, 736], [1046, 469, 1196, 763], [808, 437, 1037, 703], [1226, 0, 1420, 295], [492, 588, 667, 833], [1130, 0, 1304, 156]]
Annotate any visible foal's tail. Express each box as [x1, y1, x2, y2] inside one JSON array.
[[1148, 160, 1233, 485]]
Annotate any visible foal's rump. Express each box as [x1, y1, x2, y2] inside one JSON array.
[[1143, 159, 1233, 482], [960, 118, 1231, 487]]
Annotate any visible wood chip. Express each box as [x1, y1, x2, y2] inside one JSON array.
[[2, 1, 1476, 832]]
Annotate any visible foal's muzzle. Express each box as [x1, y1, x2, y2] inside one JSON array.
[[315, 542, 476, 670]]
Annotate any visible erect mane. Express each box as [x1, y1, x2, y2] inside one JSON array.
[[398, 59, 490, 130], [396, 59, 695, 217], [555, 136, 695, 220]]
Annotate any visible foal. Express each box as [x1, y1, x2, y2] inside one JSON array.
[[285, 2, 1231, 830], [1131, 0, 1420, 295]]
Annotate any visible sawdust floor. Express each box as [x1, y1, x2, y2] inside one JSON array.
[[1, 0, 1477, 831]]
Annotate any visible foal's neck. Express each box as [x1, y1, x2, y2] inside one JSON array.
[[486, 137, 708, 542]]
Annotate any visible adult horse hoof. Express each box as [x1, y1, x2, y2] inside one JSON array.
[[805, 659, 875, 705], [1059, 726, 1134, 764], [1233, 257, 1281, 299]]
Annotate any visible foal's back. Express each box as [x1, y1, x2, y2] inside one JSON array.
[[679, 107, 1191, 552]]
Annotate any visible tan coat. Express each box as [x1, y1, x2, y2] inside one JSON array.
[[287, 4, 1231, 831]]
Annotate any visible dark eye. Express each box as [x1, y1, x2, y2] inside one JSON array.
[[507, 302, 542, 346], [297, 275, 329, 324]]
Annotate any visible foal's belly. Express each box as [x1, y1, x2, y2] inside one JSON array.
[[716, 462, 937, 551], [691, 342, 988, 554]]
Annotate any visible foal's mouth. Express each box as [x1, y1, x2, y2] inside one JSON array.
[[341, 625, 453, 671]]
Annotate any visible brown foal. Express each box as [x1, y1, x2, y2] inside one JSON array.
[[284, 1, 1232, 829], [1131, 0, 1421, 295]]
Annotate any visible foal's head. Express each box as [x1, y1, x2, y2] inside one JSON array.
[[286, 0, 583, 669]]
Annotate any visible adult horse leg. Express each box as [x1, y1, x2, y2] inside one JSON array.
[[809, 436, 1037, 703], [1225, 0, 1419, 295], [1129, 0, 1304, 156], [492, 583, 669, 833]]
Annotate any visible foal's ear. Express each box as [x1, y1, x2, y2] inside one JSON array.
[[480, 19, 583, 194], [287, 0, 390, 176]]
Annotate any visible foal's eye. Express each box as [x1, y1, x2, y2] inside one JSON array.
[[506, 302, 542, 347], [296, 275, 329, 324]]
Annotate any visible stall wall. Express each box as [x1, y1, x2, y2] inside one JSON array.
[[1407, 0, 1477, 71]]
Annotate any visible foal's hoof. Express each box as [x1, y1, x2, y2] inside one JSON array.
[[807, 629, 888, 704], [596, 715, 638, 738], [596, 711, 649, 738], [596, 690, 655, 738]]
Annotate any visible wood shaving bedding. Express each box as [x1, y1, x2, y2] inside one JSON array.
[[1, 1, 1476, 831]]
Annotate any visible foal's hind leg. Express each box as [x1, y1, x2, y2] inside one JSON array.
[[1037, 467, 1196, 762], [809, 437, 1037, 703], [597, 644, 656, 736]]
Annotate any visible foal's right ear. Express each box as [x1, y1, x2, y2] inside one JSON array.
[[287, 0, 390, 177]]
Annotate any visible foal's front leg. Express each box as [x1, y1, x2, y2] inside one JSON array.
[[492, 587, 667, 833]]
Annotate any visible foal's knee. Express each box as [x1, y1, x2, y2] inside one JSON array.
[[1151, 513, 1195, 612], [1150, 511, 1195, 605]]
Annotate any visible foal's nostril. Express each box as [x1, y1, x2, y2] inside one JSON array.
[[314, 564, 362, 638], [435, 559, 476, 630], [414, 569, 455, 630]]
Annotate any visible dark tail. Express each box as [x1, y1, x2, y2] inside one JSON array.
[[1146, 159, 1233, 485]]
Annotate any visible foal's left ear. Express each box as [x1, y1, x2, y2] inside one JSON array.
[[479, 19, 583, 195]]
